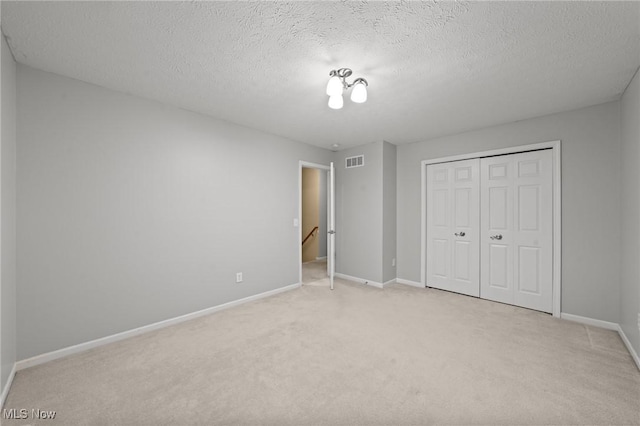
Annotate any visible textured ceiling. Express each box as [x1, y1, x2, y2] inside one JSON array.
[[2, 1, 639, 150]]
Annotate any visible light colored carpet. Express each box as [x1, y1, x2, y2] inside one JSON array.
[[4, 279, 640, 425], [301, 259, 327, 285]]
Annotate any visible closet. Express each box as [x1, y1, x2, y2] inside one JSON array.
[[426, 149, 553, 313]]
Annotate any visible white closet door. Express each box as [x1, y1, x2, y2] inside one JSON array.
[[426, 159, 480, 297], [480, 150, 553, 312], [480, 155, 514, 304]]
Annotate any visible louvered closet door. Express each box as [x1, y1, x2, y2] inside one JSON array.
[[426, 159, 480, 297], [480, 150, 553, 313]]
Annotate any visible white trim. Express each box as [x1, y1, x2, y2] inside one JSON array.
[[334, 273, 384, 289], [560, 313, 640, 371], [382, 278, 396, 287], [617, 325, 640, 371], [396, 278, 424, 288], [422, 141, 560, 166], [560, 312, 618, 330], [315, 256, 327, 261], [300, 161, 331, 171], [552, 141, 562, 318], [329, 162, 335, 290], [0, 363, 16, 409], [420, 159, 427, 288], [421, 140, 562, 317], [16, 283, 301, 371], [298, 161, 331, 287]]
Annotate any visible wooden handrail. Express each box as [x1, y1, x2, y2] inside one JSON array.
[[302, 226, 319, 246]]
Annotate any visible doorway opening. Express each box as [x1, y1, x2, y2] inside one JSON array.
[[301, 167, 327, 284], [299, 161, 334, 288]]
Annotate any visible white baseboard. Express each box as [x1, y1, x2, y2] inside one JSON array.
[[396, 278, 424, 289], [560, 312, 640, 371], [16, 283, 301, 371], [382, 278, 396, 287], [315, 256, 327, 261], [334, 273, 384, 289], [560, 312, 618, 330], [1, 363, 16, 409], [334, 275, 420, 289], [617, 325, 640, 371]]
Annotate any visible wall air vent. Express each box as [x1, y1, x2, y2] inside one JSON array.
[[345, 155, 365, 169]]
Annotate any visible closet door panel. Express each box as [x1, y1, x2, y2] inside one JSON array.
[[427, 163, 452, 289], [481, 156, 514, 304], [432, 239, 449, 278], [480, 150, 553, 312], [489, 244, 509, 289], [489, 187, 508, 230], [426, 159, 480, 297], [513, 150, 553, 312]]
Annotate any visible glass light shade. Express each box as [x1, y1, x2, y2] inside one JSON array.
[[350, 82, 367, 103], [326, 76, 343, 96], [328, 94, 344, 109]]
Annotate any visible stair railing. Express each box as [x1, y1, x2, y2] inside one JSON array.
[[302, 226, 319, 246]]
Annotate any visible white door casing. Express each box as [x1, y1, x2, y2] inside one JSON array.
[[298, 161, 332, 288], [426, 158, 480, 297], [329, 162, 335, 290], [480, 150, 553, 312]]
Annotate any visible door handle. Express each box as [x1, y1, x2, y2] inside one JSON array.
[[328, 230, 335, 235], [490, 234, 503, 240], [454, 232, 466, 237]]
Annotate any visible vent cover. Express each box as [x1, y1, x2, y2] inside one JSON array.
[[345, 155, 365, 169]]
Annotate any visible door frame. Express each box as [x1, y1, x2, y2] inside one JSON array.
[[299, 161, 331, 286], [420, 140, 562, 317]]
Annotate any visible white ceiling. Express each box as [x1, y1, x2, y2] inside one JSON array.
[[2, 1, 639, 151]]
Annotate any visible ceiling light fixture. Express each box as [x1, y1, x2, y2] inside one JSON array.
[[326, 68, 368, 110]]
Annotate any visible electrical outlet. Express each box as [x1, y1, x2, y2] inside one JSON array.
[[637, 313, 640, 332], [236, 272, 243, 283], [392, 258, 396, 267]]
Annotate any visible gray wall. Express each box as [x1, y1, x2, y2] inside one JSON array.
[[10, 61, 637, 364], [382, 141, 396, 283], [1, 33, 17, 393], [620, 67, 640, 356], [333, 140, 396, 284], [397, 101, 622, 323], [334, 142, 383, 283], [16, 65, 332, 360], [318, 169, 327, 258]]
